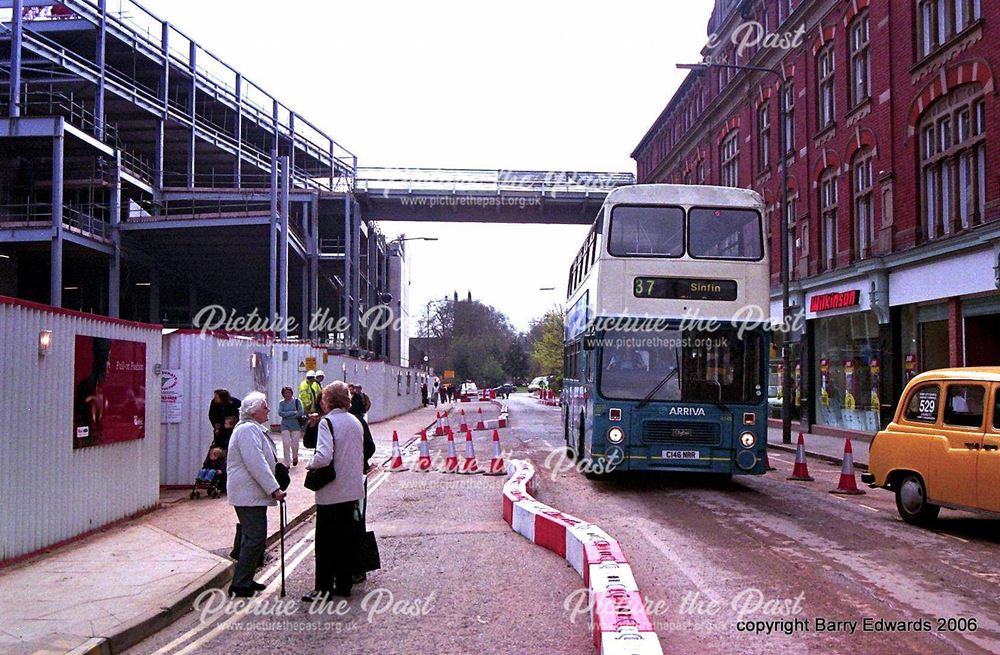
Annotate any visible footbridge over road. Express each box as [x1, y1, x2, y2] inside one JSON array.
[[353, 167, 635, 225]]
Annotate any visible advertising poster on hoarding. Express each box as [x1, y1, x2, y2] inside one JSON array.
[[161, 369, 183, 424], [73, 335, 147, 449]]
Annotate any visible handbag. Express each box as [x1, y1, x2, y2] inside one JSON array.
[[295, 399, 308, 429], [355, 503, 381, 573], [304, 417, 336, 491], [274, 462, 290, 491]]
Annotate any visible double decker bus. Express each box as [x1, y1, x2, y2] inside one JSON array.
[[562, 184, 770, 477]]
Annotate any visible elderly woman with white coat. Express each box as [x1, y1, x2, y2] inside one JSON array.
[[301, 380, 364, 601], [226, 391, 286, 597]]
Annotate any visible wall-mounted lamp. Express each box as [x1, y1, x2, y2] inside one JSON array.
[[38, 330, 52, 356]]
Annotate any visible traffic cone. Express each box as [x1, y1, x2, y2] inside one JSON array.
[[459, 409, 469, 432], [442, 429, 459, 473], [830, 438, 866, 495], [443, 412, 452, 434], [787, 433, 814, 481], [433, 412, 444, 436], [484, 429, 505, 476], [458, 430, 481, 474], [764, 449, 776, 471], [388, 430, 409, 472], [475, 407, 486, 431], [416, 429, 433, 472]]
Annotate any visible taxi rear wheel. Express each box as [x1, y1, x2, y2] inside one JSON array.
[[895, 474, 940, 526]]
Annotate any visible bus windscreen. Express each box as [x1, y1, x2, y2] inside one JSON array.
[[608, 206, 684, 257], [599, 328, 763, 404], [688, 207, 763, 260]]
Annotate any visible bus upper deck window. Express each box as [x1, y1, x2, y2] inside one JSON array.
[[608, 206, 684, 257]]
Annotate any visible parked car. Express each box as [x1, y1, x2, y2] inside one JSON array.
[[460, 381, 479, 397], [863, 367, 1000, 526], [527, 376, 549, 392], [494, 382, 516, 398]]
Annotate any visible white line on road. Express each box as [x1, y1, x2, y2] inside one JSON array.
[[632, 517, 725, 606], [859, 504, 880, 513], [938, 532, 970, 544]]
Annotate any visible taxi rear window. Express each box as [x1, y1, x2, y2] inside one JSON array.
[[904, 384, 939, 423], [944, 384, 986, 429]]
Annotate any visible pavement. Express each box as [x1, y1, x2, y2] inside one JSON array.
[[0, 403, 451, 655], [766, 426, 870, 470]]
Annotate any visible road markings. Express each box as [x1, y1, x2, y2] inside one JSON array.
[[938, 532, 970, 544], [859, 504, 880, 513]]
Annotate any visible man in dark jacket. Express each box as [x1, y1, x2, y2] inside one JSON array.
[[209, 389, 241, 449]]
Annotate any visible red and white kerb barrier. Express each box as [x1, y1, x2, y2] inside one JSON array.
[[502, 460, 664, 655]]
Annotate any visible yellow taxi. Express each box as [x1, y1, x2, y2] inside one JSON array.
[[863, 368, 1000, 525]]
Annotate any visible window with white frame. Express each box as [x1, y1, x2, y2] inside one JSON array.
[[918, 0, 982, 59], [758, 102, 771, 172], [820, 168, 839, 271], [721, 131, 740, 187], [849, 11, 871, 107], [852, 149, 875, 258], [920, 87, 986, 240], [783, 81, 795, 153], [817, 44, 836, 129]]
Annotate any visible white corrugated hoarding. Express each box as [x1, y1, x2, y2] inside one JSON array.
[[0, 297, 162, 563], [159, 334, 425, 486]]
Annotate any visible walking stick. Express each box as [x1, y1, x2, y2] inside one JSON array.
[[279, 499, 286, 598]]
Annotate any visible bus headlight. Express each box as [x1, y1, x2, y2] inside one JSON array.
[[607, 427, 625, 444], [739, 431, 756, 448]]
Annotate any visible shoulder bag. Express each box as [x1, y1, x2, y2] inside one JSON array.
[[304, 417, 337, 491]]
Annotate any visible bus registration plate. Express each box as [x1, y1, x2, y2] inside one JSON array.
[[662, 450, 700, 460]]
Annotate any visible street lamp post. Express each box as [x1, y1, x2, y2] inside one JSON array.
[[678, 61, 793, 445]]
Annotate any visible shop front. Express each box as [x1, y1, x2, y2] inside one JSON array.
[[805, 278, 887, 436], [891, 245, 1000, 373]]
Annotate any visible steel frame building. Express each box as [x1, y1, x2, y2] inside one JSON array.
[[0, 0, 391, 357]]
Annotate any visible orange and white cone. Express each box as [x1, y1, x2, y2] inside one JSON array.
[[484, 429, 505, 476], [388, 430, 409, 472], [459, 409, 469, 433], [443, 412, 452, 434], [475, 407, 486, 431], [787, 432, 814, 481], [433, 411, 444, 436], [442, 429, 459, 473], [830, 438, 866, 495], [458, 430, 481, 474], [416, 429, 433, 472]]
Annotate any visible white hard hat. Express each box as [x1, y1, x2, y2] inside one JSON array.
[[306, 370, 316, 377], [315, 370, 325, 377]]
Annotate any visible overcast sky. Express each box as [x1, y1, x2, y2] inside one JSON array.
[[139, 0, 711, 331]]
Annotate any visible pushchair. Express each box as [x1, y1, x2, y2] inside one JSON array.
[[191, 445, 227, 499]]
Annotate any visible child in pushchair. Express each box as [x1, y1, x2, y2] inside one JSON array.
[[191, 446, 227, 499]]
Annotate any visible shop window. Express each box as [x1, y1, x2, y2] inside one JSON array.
[[920, 86, 986, 242], [904, 384, 940, 423], [943, 384, 985, 428], [814, 313, 881, 432]]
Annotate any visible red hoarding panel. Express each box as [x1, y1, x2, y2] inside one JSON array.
[[73, 335, 147, 449]]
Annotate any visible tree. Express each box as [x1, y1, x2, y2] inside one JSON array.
[[417, 294, 518, 385], [503, 336, 531, 383], [530, 309, 564, 387]]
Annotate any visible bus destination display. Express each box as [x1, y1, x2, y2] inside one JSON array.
[[633, 277, 738, 301]]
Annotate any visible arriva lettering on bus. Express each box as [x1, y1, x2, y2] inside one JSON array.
[[669, 407, 707, 417]]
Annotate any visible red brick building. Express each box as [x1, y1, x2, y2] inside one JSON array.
[[632, 0, 999, 437]]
